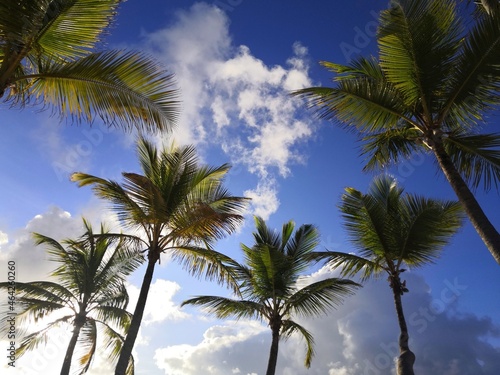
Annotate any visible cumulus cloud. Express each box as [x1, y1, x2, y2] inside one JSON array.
[[154, 320, 268, 375], [142, 2, 316, 219], [151, 266, 500, 375], [127, 279, 190, 326], [243, 179, 280, 220]]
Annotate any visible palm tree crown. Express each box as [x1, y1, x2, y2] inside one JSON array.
[[310, 175, 464, 375], [182, 216, 361, 375], [0, 218, 140, 375], [0, 0, 179, 132], [293, 0, 500, 264], [71, 137, 248, 374]]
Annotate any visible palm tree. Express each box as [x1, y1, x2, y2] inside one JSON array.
[[182, 216, 361, 375], [310, 175, 464, 375], [0, 218, 141, 375], [71, 137, 248, 375], [293, 0, 500, 264], [0, 0, 179, 132]]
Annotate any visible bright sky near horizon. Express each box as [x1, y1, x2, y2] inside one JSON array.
[[1, 1, 500, 374]]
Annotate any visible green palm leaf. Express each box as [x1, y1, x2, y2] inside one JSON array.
[[445, 133, 500, 190], [182, 217, 361, 373], [280, 320, 315, 368]]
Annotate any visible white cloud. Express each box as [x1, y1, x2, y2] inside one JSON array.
[[150, 265, 500, 375], [0, 230, 8, 246], [142, 2, 316, 219], [127, 279, 189, 326], [243, 179, 280, 220], [154, 320, 267, 375]]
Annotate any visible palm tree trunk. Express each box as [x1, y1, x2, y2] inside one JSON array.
[[60, 314, 86, 375], [265, 326, 281, 375], [390, 275, 415, 375], [115, 253, 158, 375], [433, 142, 500, 264]]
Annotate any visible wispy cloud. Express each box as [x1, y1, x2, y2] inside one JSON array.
[[142, 3, 316, 219]]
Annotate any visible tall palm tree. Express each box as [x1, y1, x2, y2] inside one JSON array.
[[0, 0, 179, 132], [71, 137, 248, 375], [310, 176, 464, 375], [0, 218, 141, 375], [293, 0, 500, 264], [182, 216, 361, 375]]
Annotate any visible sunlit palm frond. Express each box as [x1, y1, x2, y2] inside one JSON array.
[[98, 324, 134, 375], [170, 245, 244, 292], [320, 56, 385, 81], [293, 79, 410, 133], [15, 316, 73, 358], [0, 0, 122, 61], [16, 50, 179, 132], [379, 0, 462, 110], [77, 319, 97, 375]]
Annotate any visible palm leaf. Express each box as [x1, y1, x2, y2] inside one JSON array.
[[181, 296, 263, 321], [378, 0, 462, 110], [15, 316, 73, 358], [287, 278, 361, 316], [280, 320, 315, 368], [441, 10, 500, 127], [77, 319, 97, 374], [444, 133, 500, 190], [361, 126, 428, 171], [18, 50, 179, 132]]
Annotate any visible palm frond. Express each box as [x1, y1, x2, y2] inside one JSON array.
[[280, 320, 315, 368], [287, 278, 361, 316], [400, 195, 464, 266], [15, 316, 72, 358], [307, 251, 382, 281], [442, 9, 500, 127], [293, 80, 412, 133], [170, 245, 244, 292], [15, 50, 179, 132], [181, 296, 263, 321], [77, 319, 97, 374], [379, 0, 462, 111], [444, 133, 500, 191], [361, 126, 428, 171], [97, 323, 134, 375]]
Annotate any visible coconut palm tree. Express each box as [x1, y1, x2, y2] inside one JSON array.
[[0, 218, 141, 375], [71, 137, 248, 375], [309, 175, 464, 375], [0, 0, 179, 132], [182, 216, 361, 375], [293, 0, 500, 264]]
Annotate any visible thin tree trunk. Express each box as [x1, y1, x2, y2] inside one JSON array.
[[390, 275, 415, 375], [115, 254, 158, 375], [60, 314, 85, 375], [265, 326, 281, 375], [433, 142, 500, 265]]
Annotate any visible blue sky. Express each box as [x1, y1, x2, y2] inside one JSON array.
[[1, 1, 500, 374]]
